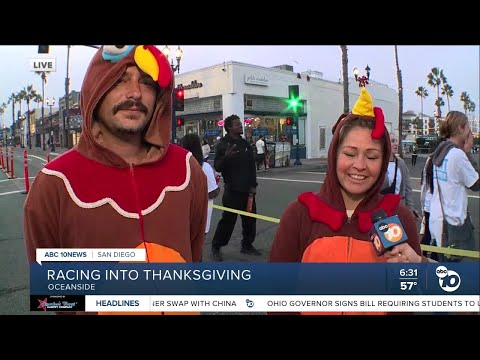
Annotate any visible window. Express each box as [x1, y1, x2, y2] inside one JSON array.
[[319, 126, 326, 150], [245, 98, 253, 108]]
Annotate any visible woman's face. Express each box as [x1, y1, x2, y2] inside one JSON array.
[[336, 127, 384, 199], [389, 133, 399, 155]]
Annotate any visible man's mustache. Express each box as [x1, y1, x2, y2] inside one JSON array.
[[113, 100, 148, 114]]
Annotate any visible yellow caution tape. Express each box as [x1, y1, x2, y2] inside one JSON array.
[[212, 204, 280, 223], [420, 244, 480, 259], [211, 204, 480, 259]]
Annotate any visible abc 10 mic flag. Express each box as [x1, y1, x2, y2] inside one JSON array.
[[369, 210, 408, 256]]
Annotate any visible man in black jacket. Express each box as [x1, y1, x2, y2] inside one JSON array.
[[211, 114, 261, 261]]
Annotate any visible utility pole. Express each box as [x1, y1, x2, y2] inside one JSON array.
[[64, 45, 71, 149]]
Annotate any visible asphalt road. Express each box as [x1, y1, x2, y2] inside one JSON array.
[[0, 148, 478, 314]]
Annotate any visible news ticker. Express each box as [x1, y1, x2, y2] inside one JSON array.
[[30, 295, 480, 312], [30, 262, 480, 296]]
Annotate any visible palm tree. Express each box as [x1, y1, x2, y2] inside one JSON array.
[[0, 103, 7, 145], [340, 45, 349, 113], [33, 94, 43, 148], [415, 86, 428, 132], [441, 83, 454, 112], [434, 97, 445, 115], [24, 85, 38, 149], [7, 93, 18, 142], [427, 67, 444, 118], [394, 46, 404, 156], [35, 71, 47, 149], [460, 91, 471, 115], [467, 100, 476, 117], [17, 89, 26, 147]]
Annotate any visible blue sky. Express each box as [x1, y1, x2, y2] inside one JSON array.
[[0, 45, 478, 124]]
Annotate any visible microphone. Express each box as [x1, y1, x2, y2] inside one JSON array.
[[369, 209, 408, 255]]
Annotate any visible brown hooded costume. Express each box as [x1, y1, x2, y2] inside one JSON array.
[[269, 89, 421, 315], [24, 46, 208, 313]]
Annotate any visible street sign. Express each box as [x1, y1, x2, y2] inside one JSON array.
[[253, 128, 269, 136], [204, 129, 221, 137]]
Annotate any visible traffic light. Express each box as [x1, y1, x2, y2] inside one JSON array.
[[285, 117, 292, 126], [287, 85, 301, 112], [174, 88, 184, 111], [176, 118, 184, 127], [38, 45, 50, 54]]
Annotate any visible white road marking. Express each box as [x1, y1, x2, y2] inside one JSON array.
[[0, 190, 25, 196]]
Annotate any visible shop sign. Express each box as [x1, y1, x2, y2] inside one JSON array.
[[245, 74, 269, 86]]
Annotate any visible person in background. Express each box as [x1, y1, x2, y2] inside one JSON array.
[[419, 155, 437, 261], [24, 46, 208, 315], [255, 135, 267, 171], [211, 114, 260, 261], [428, 111, 479, 262], [269, 88, 425, 315], [381, 133, 421, 223], [411, 144, 418, 167], [181, 133, 220, 237], [202, 138, 211, 162]]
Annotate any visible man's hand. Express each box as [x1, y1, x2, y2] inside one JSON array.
[[225, 143, 239, 158]]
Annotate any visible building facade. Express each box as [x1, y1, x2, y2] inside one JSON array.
[[174, 61, 398, 159]]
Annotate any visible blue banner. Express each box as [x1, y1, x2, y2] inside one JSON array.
[[30, 263, 480, 296]]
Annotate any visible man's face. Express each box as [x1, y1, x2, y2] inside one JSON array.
[[96, 66, 157, 137], [228, 118, 243, 135]]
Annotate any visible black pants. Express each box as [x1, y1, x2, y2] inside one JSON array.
[[256, 153, 266, 170], [420, 211, 438, 261], [411, 154, 417, 166], [212, 189, 256, 249]]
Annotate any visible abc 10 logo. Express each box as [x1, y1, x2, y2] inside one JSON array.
[[378, 222, 404, 242]]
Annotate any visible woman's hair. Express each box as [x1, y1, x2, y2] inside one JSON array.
[[439, 111, 469, 139], [337, 117, 388, 154], [180, 133, 204, 166]]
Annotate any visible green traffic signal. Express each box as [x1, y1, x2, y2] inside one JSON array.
[[287, 96, 301, 112], [287, 85, 301, 112]]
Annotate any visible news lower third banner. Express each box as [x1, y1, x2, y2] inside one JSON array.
[[29, 262, 480, 312]]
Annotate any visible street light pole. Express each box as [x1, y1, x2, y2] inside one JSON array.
[[64, 45, 71, 149], [294, 110, 302, 165], [162, 46, 183, 144], [353, 65, 370, 88], [46, 97, 55, 151]]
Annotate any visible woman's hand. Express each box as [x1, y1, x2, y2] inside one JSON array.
[[384, 243, 422, 263]]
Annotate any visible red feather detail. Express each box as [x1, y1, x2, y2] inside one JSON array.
[[372, 107, 385, 139], [144, 45, 173, 88], [298, 192, 401, 233], [298, 192, 346, 231], [357, 194, 401, 233]]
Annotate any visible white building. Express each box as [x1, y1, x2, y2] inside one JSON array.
[[174, 61, 398, 159]]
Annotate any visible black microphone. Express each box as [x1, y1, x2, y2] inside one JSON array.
[[369, 209, 408, 255]]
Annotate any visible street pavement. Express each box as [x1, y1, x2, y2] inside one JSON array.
[[0, 147, 478, 315]]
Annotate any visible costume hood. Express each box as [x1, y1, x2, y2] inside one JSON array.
[[77, 45, 174, 167], [319, 88, 392, 213]]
